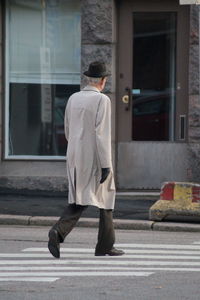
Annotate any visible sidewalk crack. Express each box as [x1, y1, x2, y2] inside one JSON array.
[[151, 221, 156, 230], [27, 216, 32, 225]]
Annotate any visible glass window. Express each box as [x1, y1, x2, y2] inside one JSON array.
[[5, 0, 81, 158], [132, 12, 176, 141]]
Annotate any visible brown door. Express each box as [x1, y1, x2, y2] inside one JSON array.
[[117, 0, 189, 189]]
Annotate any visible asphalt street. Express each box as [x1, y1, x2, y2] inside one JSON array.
[[1, 226, 200, 300]]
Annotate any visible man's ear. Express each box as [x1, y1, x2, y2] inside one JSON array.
[[99, 77, 106, 91], [102, 77, 107, 85]]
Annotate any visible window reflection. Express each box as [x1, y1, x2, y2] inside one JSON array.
[[132, 12, 176, 141], [9, 84, 79, 156], [133, 90, 171, 141]]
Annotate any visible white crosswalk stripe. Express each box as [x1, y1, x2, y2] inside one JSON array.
[[22, 248, 200, 255], [1, 253, 200, 259], [0, 277, 59, 282], [24, 244, 200, 251], [1, 242, 200, 282]]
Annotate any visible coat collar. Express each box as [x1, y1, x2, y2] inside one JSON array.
[[82, 85, 101, 93]]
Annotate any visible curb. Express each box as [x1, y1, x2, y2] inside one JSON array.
[[1, 214, 200, 232]]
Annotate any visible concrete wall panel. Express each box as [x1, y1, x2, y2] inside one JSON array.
[[117, 142, 188, 189]]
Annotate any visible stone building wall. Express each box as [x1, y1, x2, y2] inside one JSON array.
[[81, 0, 116, 165], [0, 1, 2, 161], [188, 5, 200, 182], [81, 0, 115, 92]]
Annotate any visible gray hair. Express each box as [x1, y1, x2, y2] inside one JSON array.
[[87, 77, 103, 85]]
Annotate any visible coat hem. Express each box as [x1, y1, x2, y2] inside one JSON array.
[[68, 200, 115, 210]]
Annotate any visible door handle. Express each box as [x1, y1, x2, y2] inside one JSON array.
[[122, 87, 131, 111], [122, 95, 129, 104]]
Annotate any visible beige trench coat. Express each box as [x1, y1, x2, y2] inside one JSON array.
[[64, 85, 116, 209]]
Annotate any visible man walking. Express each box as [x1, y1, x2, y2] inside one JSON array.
[[48, 61, 124, 257]]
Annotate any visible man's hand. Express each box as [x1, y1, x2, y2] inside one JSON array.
[[100, 168, 111, 184]]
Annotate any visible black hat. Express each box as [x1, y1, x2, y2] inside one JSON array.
[[83, 61, 110, 78]]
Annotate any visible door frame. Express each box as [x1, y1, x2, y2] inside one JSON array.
[[116, 0, 190, 143]]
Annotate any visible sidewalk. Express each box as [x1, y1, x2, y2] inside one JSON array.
[[1, 192, 200, 232]]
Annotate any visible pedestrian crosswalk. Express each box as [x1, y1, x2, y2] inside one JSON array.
[[1, 242, 200, 282]]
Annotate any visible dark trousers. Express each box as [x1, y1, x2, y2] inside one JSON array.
[[51, 204, 115, 253]]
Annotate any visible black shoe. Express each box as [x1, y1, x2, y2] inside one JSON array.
[[95, 247, 125, 256], [48, 229, 60, 258]]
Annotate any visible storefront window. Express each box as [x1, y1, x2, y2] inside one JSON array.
[[5, 0, 81, 158]]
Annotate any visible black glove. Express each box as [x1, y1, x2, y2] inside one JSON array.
[[100, 168, 110, 184]]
